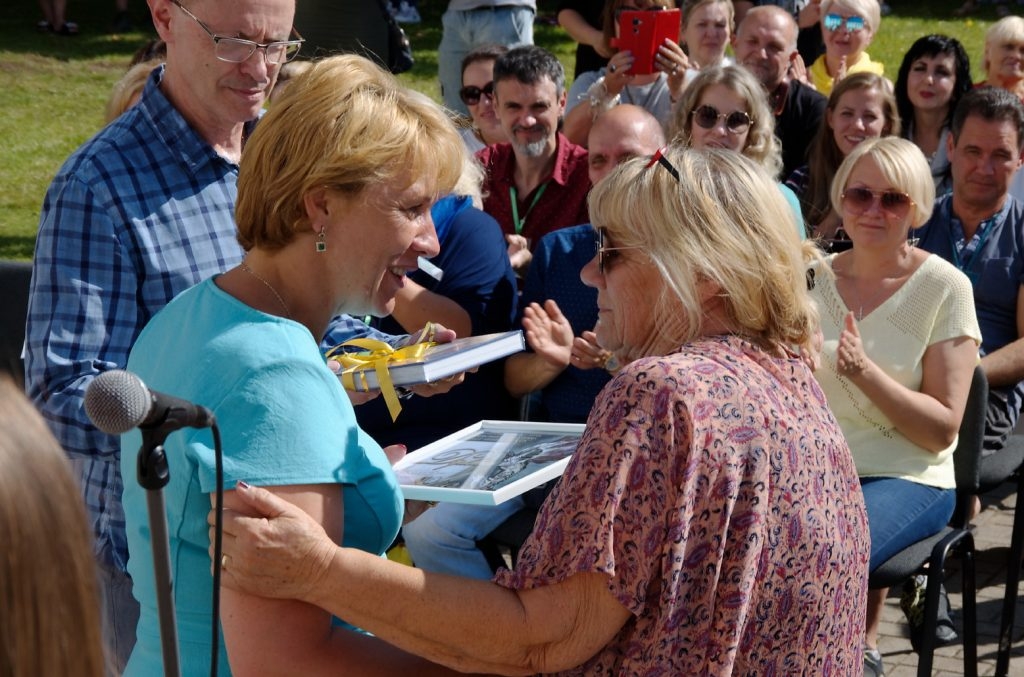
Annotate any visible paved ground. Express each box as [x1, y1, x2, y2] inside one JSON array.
[[876, 479, 1023, 676]]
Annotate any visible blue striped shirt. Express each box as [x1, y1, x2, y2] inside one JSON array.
[[25, 66, 246, 571]]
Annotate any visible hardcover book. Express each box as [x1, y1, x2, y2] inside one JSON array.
[[394, 420, 586, 505]]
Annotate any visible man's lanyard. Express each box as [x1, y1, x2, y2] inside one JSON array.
[[510, 182, 549, 235], [949, 213, 998, 283]]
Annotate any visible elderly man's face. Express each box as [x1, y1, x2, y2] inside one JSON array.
[[159, 0, 296, 134], [733, 12, 795, 90], [494, 76, 565, 159], [587, 117, 662, 184], [949, 115, 1024, 214]]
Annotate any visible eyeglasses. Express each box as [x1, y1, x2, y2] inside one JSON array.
[[171, 0, 303, 65], [594, 227, 642, 275], [459, 81, 494, 106], [690, 104, 754, 134], [822, 13, 865, 33], [840, 187, 915, 218]]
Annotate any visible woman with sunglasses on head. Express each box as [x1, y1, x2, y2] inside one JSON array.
[[456, 44, 509, 154], [808, 136, 980, 677], [670, 64, 806, 237], [786, 72, 898, 239], [563, 0, 689, 146], [215, 146, 871, 675], [808, 0, 883, 97], [895, 35, 971, 196]]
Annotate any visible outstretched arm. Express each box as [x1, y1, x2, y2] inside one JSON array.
[[216, 484, 632, 675]]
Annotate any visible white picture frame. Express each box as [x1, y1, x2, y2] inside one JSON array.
[[394, 420, 586, 505]]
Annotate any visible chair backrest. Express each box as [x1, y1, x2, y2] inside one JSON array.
[[952, 364, 989, 526], [0, 260, 33, 389]]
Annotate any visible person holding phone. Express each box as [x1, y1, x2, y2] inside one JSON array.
[[563, 0, 689, 146]]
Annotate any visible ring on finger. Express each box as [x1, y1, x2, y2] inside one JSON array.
[[221, 554, 229, 570], [609, 64, 617, 73]]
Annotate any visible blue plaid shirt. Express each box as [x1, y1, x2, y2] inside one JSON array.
[[25, 66, 247, 571]]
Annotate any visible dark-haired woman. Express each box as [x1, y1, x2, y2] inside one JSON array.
[[895, 35, 971, 195]]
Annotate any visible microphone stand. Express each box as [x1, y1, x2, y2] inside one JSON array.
[[137, 427, 181, 677]]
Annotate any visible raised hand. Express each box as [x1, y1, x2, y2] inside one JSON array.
[[522, 300, 574, 369], [836, 310, 869, 378]]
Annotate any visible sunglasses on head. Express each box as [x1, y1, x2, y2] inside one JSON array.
[[690, 104, 753, 134], [459, 81, 494, 106], [823, 13, 865, 33], [594, 227, 643, 275], [841, 187, 914, 218]]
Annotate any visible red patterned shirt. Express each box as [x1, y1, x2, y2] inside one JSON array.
[[477, 133, 591, 249]]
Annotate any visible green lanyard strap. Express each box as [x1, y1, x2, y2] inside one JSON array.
[[509, 181, 549, 235]]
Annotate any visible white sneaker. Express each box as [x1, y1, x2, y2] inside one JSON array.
[[394, 1, 421, 23]]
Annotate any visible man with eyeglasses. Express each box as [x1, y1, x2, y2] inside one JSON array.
[[915, 87, 1024, 493], [25, 0, 300, 669], [732, 5, 826, 177], [477, 45, 592, 275]]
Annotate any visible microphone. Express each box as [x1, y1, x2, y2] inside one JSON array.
[[85, 369, 215, 435]]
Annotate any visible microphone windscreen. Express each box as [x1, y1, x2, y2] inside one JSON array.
[[85, 370, 153, 434]]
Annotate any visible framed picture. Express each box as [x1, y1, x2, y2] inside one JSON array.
[[394, 420, 586, 505]]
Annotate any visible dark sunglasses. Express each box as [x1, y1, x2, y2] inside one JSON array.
[[690, 104, 753, 134], [840, 187, 914, 218], [594, 227, 642, 275], [459, 81, 494, 106], [822, 13, 865, 33]]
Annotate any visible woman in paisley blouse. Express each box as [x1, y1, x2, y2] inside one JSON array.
[[808, 137, 980, 677], [214, 146, 871, 675]]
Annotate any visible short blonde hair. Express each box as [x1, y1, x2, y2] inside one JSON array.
[[589, 145, 822, 353], [831, 137, 935, 228], [0, 379, 104, 677], [669, 64, 783, 178], [985, 16, 1024, 74], [821, 0, 880, 35], [105, 59, 160, 123], [236, 55, 464, 250]]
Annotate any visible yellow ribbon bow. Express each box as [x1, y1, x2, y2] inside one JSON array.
[[326, 338, 435, 421]]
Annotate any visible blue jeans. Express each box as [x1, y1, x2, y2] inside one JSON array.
[[438, 5, 535, 115], [861, 477, 955, 572], [98, 560, 140, 673], [402, 495, 526, 578]]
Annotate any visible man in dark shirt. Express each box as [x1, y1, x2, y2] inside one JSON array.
[[478, 46, 591, 274], [732, 5, 826, 178]]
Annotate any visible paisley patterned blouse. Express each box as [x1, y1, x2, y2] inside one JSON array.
[[495, 335, 870, 675]]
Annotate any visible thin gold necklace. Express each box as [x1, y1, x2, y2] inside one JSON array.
[[241, 261, 290, 318]]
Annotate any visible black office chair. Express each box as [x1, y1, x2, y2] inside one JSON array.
[[867, 364, 988, 677], [0, 260, 32, 389], [992, 434, 1024, 677]]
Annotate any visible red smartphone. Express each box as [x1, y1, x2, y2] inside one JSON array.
[[609, 8, 682, 75]]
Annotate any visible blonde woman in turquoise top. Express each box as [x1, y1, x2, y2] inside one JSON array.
[[120, 55, 465, 676], [809, 137, 980, 676]]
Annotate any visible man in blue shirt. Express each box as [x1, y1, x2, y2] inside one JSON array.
[[915, 87, 1024, 462], [402, 105, 666, 578], [24, 0, 300, 668]]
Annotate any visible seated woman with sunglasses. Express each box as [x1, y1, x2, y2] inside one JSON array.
[[809, 0, 884, 97], [456, 44, 509, 154], [562, 0, 689, 146], [670, 64, 805, 237], [786, 72, 899, 240], [215, 146, 871, 675], [808, 136, 980, 677]]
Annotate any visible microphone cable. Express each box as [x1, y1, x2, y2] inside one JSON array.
[[209, 422, 224, 677]]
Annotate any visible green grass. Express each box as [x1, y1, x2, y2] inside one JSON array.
[[0, 0, 1004, 260]]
